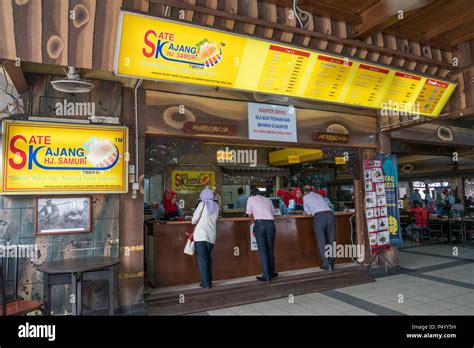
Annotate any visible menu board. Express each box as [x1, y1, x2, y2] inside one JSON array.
[[363, 160, 391, 254], [344, 64, 390, 107], [304, 55, 352, 101], [257, 45, 310, 95], [415, 79, 450, 115], [115, 11, 457, 117]]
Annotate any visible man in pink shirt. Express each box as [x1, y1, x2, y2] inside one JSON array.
[[246, 188, 277, 282]]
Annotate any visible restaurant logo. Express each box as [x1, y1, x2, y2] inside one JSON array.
[[172, 171, 216, 193], [8, 135, 119, 170], [313, 131, 350, 144], [143, 30, 223, 68], [216, 147, 257, 167]]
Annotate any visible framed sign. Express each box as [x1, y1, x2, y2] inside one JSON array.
[[35, 197, 92, 235], [1, 121, 128, 194]]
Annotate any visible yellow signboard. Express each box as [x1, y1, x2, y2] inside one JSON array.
[[1, 121, 128, 194], [287, 155, 300, 164], [335, 157, 347, 165], [114, 11, 456, 116], [172, 171, 215, 193]]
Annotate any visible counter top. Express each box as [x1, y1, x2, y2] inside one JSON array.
[[148, 211, 354, 225]]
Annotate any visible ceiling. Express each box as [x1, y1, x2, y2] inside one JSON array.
[[288, 0, 474, 49]]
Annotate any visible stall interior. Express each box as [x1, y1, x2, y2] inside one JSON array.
[[144, 136, 358, 220]]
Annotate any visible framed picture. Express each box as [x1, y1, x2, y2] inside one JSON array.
[[35, 197, 92, 235]]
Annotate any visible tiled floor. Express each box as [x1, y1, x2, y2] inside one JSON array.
[[206, 242, 474, 316]]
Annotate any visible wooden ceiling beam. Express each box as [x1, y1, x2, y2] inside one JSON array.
[[147, 0, 452, 69], [423, 9, 474, 40], [354, 0, 433, 38], [451, 32, 474, 48], [0, 59, 28, 94], [384, 27, 451, 50], [298, 0, 362, 24]]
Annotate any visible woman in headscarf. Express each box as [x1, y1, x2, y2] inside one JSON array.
[[290, 187, 304, 210], [276, 189, 292, 215], [156, 189, 183, 220], [192, 188, 220, 288]]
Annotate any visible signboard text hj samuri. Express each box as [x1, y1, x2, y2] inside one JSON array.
[[1, 121, 128, 194]]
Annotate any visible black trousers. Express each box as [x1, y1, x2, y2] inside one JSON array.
[[312, 211, 335, 267], [253, 219, 276, 280]]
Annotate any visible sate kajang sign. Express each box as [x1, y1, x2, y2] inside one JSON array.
[[115, 11, 456, 117], [1, 121, 128, 194]]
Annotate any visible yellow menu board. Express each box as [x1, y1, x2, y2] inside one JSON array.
[[115, 11, 456, 117], [344, 64, 390, 107], [304, 54, 353, 101], [415, 79, 451, 115], [380, 72, 423, 114], [172, 171, 215, 193], [1, 121, 128, 194], [257, 45, 310, 95]]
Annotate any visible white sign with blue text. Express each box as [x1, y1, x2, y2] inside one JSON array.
[[247, 102, 297, 143]]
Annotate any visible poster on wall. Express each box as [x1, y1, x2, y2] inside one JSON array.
[[1, 121, 128, 194], [378, 153, 403, 246], [172, 171, 215, 193], [363, 160, 391, 254], [115, 11, 456, 117], [248, 103, 297, 142]]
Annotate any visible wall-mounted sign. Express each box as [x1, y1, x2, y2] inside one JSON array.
[[172, 171, 215, 193], [248, 102, 297, 143], [1, 121, 128, 194], [115, 11, 456, 117], [288, 155, 300, 164], [335, 157, 347, 165], [313, 131, 350, 143], [183, 121, 237, 136]]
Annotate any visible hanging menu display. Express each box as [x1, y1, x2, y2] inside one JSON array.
[[304, 55, 352, 101], [115, 11, 457, 117], [363, 160, 391, 254]]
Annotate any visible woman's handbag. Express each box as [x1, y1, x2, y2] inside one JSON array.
[[183, 204, 204, 255]]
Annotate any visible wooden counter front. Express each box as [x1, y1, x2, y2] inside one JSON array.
[[149, 213, 354, 288]]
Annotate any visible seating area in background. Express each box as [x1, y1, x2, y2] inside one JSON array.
[[0, 244, 44, 316], [402, 212, 474, 246]]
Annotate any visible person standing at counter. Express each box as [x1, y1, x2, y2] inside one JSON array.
[[192, 188, 220, 289], [303, 185, 335, 271], [234, 188, 248, 209], [246, 188, 277, 282]]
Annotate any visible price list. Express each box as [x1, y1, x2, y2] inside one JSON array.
[[414, 79, 449, 114], [380, 72, 422, 113], [257, 44, 310, 95], [344, 64, 389, 107], [304, 54, 352, 101]]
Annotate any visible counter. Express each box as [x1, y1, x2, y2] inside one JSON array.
[[146, 213, 354, 287]]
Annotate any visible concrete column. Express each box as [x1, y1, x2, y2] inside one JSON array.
[[118, 87, 146, 310]]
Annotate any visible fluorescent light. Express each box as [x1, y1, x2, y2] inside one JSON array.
[[28, 116, 90, 124]]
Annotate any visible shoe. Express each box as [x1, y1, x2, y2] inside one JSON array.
[[256, 276, 268, 281], [319, 265, 330, 271], [199, 283, 211, 289], [270, 272, 278, 279]]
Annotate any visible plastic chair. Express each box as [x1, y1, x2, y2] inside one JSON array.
[[448, 214, 464, 244], [427, 213, 444, 243]]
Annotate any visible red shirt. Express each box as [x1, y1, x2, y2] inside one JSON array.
[[410, 207, 428, 227]]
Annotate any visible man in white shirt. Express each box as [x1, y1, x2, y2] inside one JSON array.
[[246, 188, 277, 282], [303, 185, 335, 271]]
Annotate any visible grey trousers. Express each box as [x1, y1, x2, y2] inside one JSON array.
[[312, 211, 335, 267]]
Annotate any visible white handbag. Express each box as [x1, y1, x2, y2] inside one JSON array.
[[183, 205, 203, 256], [184, 238, 195, 255]]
